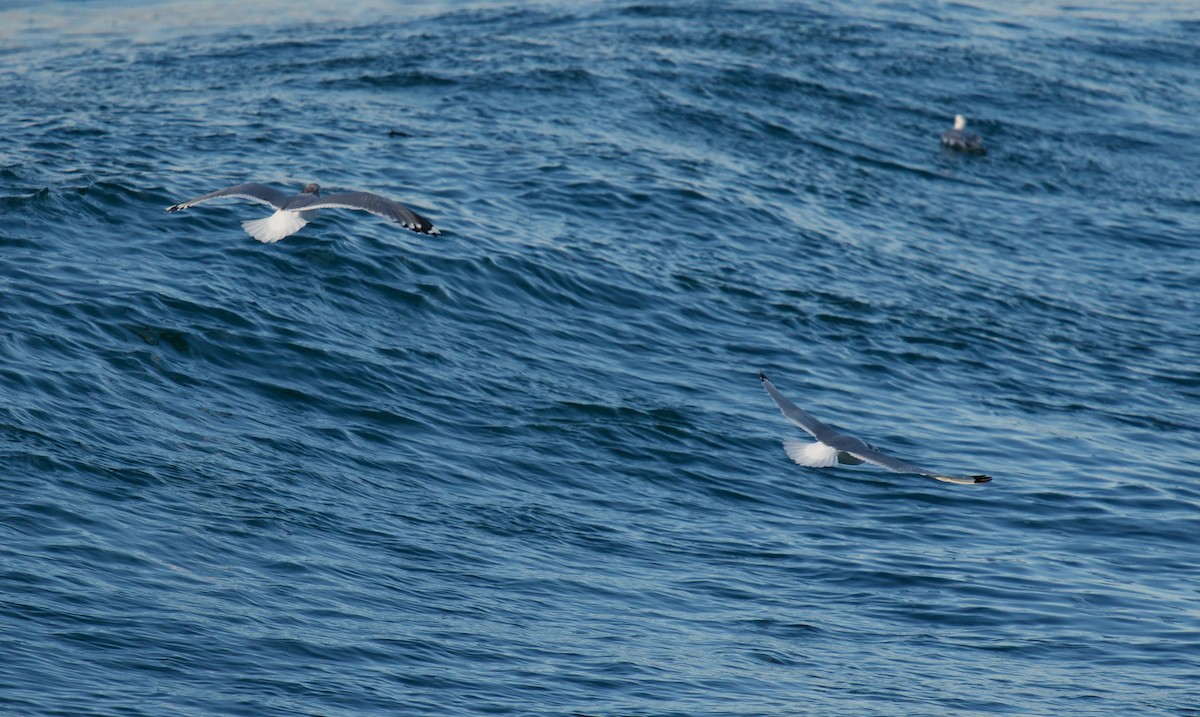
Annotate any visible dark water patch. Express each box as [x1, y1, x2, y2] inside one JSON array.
[[344, 70, 458, 89]]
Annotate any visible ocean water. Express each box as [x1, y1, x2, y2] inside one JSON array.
[[2, 0, 1199, 714]]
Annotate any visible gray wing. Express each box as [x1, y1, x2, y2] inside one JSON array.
[[760, 372, 846, 445], [166, 183, 291, 212], [835, 442, 928, 476], [941, 130, 985, 153], [941, 129, 966, 147], [304, 191, 440, 235], [838, 431, 991, 484], [760, 372, 991, 484]]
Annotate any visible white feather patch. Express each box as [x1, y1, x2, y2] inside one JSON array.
[[783, 439, 840, 467], [242, 210, 309, 243]]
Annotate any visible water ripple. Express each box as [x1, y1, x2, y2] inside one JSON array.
[[2, 1, 1199, 716]]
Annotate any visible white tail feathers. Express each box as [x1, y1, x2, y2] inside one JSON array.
[[783, 439, 840, 467], [241, 210, 308, 243]]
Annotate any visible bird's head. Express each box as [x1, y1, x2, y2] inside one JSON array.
[[953, 115, 966, 131], [302, 183, 321, 196]]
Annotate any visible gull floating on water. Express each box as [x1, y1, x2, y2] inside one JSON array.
[[166, 182, 439, 242], [941, 114, 986, 154], [760, 372, 992, 485]]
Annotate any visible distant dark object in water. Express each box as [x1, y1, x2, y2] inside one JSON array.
[[759, 372, 992, 485], [388, 129, 411, 138], [941, 114, 986, 154], [165, 182, 439, 242]]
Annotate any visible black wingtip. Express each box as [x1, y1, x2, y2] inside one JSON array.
[[972, 475, 993, 483], [407, 212, 439, 236], [759, 371, 769, 382]]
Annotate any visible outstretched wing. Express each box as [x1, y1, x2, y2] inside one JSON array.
[[166, 183, 291, 212], [304, 191, 440, 235], [837, 431, 991, 484], [835, 442, 927, 476], [759, 372, 845, 445]]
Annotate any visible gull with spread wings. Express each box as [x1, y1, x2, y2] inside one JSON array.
[[166, 182, 439, 243], [760, 372, 991, 485]]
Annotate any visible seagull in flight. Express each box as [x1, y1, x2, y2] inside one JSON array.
[[166, 182, 439, 242], [760, 372, 992, 485], [941, 114, 986, 154]]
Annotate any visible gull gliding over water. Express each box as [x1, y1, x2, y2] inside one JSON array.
[[760, 372, 992, 485], [166, 183, 439, 242], [941, 114, 986, 154]]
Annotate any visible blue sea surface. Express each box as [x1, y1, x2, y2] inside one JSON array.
[[3, 1, 1199, 714]]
